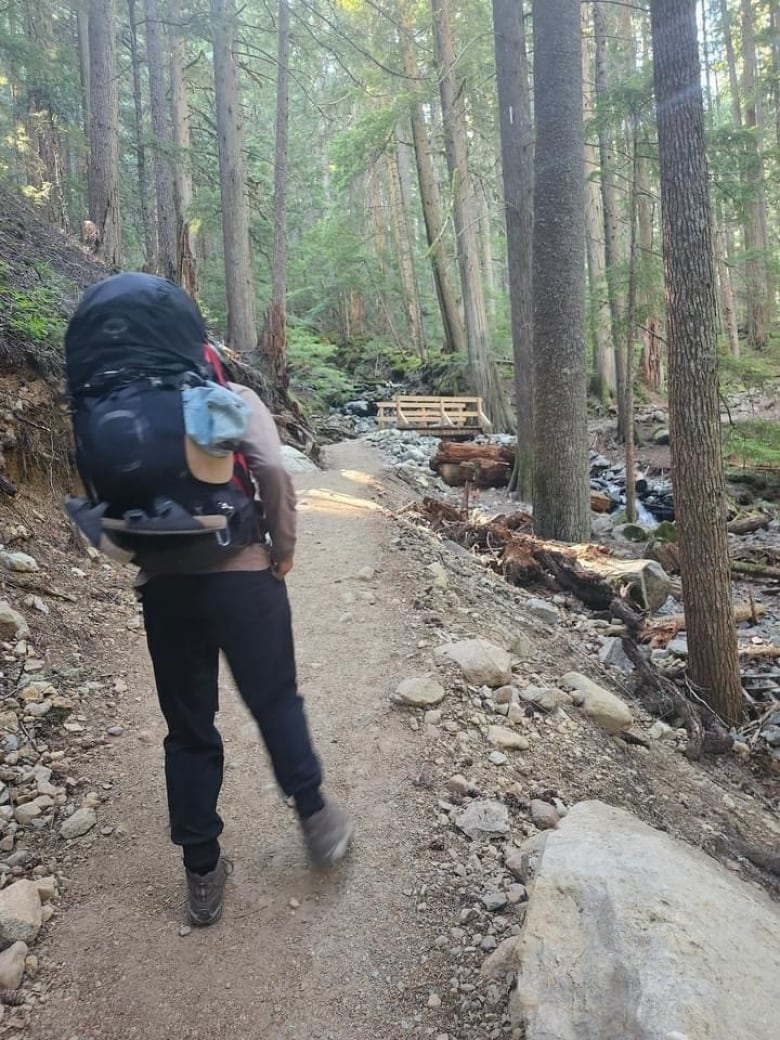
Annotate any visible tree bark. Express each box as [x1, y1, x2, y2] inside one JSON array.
[[386, 139, 426, 358], [593, 1, 626, 439], [740, 0, 772, 346], [170, 0, 197, 297], [210, 0, 257, 354], [624, 114, 640, 524], [126, 0, 156, 269], [431, 0, 513, 432], [24, 3, 68, 229], [651, 0, 743, 724], [582, 15, 616, 403], [144, 0, 178, 282], [531, 0, 590, 543], [87, 0, 121, 268], [397, 0, 466, 356], [493, 0, 534, 497], [260, 0, 291, 394]]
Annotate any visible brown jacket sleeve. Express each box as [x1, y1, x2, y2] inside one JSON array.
[[229, 383, 297, 563]]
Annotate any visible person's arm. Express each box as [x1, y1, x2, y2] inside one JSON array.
[[229, 384, 296, 573]]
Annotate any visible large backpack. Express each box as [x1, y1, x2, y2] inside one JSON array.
[[64, 272, 260, 570]]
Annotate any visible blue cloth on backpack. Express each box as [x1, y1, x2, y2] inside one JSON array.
[[181, 382, 251, 457]]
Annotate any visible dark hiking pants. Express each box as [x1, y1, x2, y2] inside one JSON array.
[[141, 570, 322, 867]]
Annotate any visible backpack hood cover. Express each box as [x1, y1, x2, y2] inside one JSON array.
[[65, 272, 208, 396]]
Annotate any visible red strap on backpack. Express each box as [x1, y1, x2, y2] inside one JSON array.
[[202, 342, 253, 498]]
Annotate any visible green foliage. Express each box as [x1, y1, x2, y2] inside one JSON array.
[[287, 326, 355, 409], [723, 419, 780, 470], [718, 342, 780, 392], [0, 259, 65, 347]]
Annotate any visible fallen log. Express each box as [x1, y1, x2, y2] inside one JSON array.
[[727, 514, 770, 536], [731, 560, 780, 581], [738, 644, 780, 660], [638, 602, 766, 647], [430, 441, 514, 488]]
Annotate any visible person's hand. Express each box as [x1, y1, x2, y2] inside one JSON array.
[[272, 558, 293, 581]]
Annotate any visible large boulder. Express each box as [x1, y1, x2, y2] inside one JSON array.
[[512, 801, 780, 1040], [280, 445, 318, 474], [560, 672, 633, 735], [595, 557, 672, 612], [435, 639, 512, 688]]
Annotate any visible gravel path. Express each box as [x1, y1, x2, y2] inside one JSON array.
[[29, 442, 435, 1040]]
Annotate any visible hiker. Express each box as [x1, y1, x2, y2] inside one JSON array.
[[64, 272, 353, 926]]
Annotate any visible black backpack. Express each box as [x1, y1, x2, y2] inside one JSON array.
[[64, 272, 260, 570]]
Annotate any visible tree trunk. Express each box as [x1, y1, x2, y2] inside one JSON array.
[[740, 0, 772, 346], [24, 3, 68, 229], [126, 0, 156, 269], [715, 217, 741, 359], [531, 0, 590, 543], [210, 0, 257, 354], [651, 0, 743, 724], [593, 1, 626, 439], [582, 16, 616, 403], [431, 0, 513, 432], [260, 0, 290, 395], [76, 3, 90, 142], [170, 0, 197, 297], [387, 139, 426, 358], [397, 0, 466, 357], [144, 0, 178, 282], [493, 0, 534, 497], [624, 115, 640, 524], [87, 0, 121, 267]]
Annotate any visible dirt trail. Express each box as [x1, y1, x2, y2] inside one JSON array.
[[29, 442, 435, 1040]]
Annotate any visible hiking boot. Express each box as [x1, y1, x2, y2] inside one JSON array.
[[301, 801, 354, 868], [185, 856, 232, 926]]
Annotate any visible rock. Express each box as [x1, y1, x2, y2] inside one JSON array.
[[667, 636, 689, 658], [392, 676, 446, 708], [560, 672, 633, 734], [510, 632, 534, 658], [480, 890, 508, 912], [615, 523, 648, 543], [427, 993, 442, 1009], [598, 638, 635, 674], [446, 775, 471, 797], [481, 934, 521, 980], [59, 806, 97, 840], [14, 803, 42, 826], [489, 751, 508, 766], [455, 799, 510, 841], [494, 685, 519, 705], [652, 427, 670, 445], [280, 445, 318, 474], [427, 562, 449, 589], [525, 598, 559, 626], [763, 725, 780, 747], [435, 639, 512, 688], [0, 601, 29, 641], [513, 801, 780, 1040], [504, 847, 526, 880], [487, 726, 530, 751], [35, 876, 57, 902], [519, 686, 573, 712], [0, 941, 28, 989], [0, 880, 42, 944], [0, 551, 39, 573], [530, 800, 559, 831], [648, 720, 677, 741], [595, 558, 672, 612]]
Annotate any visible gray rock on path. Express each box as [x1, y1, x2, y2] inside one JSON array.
[[560, 672, 633, 735], [59, 805, 97, 840], [530, 800, 559, 831], [525, 598, 559, 626], [280, 445, 318, 474], [487, 726, 530, 751], [0, 880, 42, 945], [519, 686, 573, 712], [455, 799, 510, 841], [435, 639, 512, 688], [0, 550, 39, 573], [391, 676, 446, 708], [0, 599, 29, 640], [481, 935, 521, 980], [512, 801, 780, 1040], [0, 941, 28, 989]]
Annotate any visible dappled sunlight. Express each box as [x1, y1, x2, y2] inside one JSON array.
[[297, 487, 382, 518], [339, 468, 381, 489]]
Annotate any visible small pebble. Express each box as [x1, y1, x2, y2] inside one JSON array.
[[427, 993, 442, 1009], [289, 897, 300, 910], [179, 925, 191, 937]]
